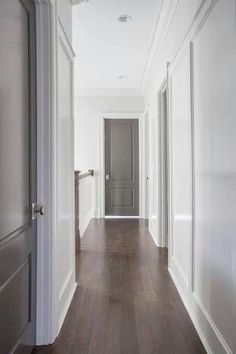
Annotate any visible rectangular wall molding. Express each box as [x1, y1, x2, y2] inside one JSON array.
[[146, 0, 236, 353]]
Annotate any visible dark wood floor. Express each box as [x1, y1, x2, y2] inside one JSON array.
[[33, 219, 206, 354]]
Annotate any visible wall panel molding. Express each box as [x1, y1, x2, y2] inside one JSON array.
[[169, 267, 231, 354], [167, 0, 235, 353]]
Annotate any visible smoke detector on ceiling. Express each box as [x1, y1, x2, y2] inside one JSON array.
[[118, 15, 132, 23]]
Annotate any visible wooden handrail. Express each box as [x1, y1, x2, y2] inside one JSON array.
[[78, 169, 94, 180], [74, 169, 94, 253]]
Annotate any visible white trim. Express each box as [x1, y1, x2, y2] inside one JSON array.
[[75, 88, 143, 97], [166, 62, 174, 274], [166, 2, 233, 353], [58, 16, 76, 57], [58, 282, 77, 331], [105, 216, 140, 219], [142, 110, 150, 220], [80, 207, 94, 237], [141, 0, 215, 96], [141, 0, 178, 93], [56, 14, 77, 336], [169, 266, 232, 354], [36, 0, 76, 345], [98, 112, 145, 218], [36, 0, 58, 345], [189, 41, 195, 293], [157, 79, 168, 248], [99, 112, 143, 120]]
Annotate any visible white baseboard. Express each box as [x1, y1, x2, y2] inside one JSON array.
[[149, 218, 159, 247], [169, 264, 232, 354], [80, 208, 94, 237], [94, 208, 101, 218], [58, 278, 77, 333]]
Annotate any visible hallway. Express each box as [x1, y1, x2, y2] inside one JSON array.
[[34, 219, 205, 354]]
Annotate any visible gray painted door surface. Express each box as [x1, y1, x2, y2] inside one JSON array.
[[105, 119, 139, 216], [0, 1, 37, 353]]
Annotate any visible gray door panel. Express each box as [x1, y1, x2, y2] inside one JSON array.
[[0, 0, 37, 352], [105, 119, 139, 216]]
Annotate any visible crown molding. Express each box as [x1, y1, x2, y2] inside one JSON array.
[[75, 88, 144, 97], [72, 0, 177, 97], [140, 0, 178, 94], [71, 0, 89, 5]]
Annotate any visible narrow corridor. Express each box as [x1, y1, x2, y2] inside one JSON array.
[[34, 219, 205, 354]]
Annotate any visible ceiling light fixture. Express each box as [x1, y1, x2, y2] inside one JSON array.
[[118, 75, 125, 79], [118, 14, 132, 23]]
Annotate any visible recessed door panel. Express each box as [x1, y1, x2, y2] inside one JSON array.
[[111, 189, 134, 207], [0, 260, 30, 352], [110, 124, 133, 181], [0, 0, 29, 241]]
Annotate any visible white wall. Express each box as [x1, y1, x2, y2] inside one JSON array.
[[145, 0, 236, 353], [74, 95, 144, 234]]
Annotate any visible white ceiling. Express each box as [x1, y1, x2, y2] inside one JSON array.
[[72, 0, 162, 94]]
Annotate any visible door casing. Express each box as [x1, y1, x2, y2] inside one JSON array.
[[99, 112, 146, 219], [158, 79, 170, 248], [105, 119, 139, 216], [35, 0, 58, 346]]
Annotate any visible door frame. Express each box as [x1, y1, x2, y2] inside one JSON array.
[[158, 79, 169, 248], [143, 110, 150, 220], [98, 112, 145, 218], [36, 0, 76, 345], [35, 0, 58, 345]]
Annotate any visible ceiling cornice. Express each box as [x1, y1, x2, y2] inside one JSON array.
[[140, 0, 178, 94], [72, 0, 178, 97], [71, 0, 89, 5]]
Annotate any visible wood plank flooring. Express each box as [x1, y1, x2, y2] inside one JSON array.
[[33, 219, 206, 354]]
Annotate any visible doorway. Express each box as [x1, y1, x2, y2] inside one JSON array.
[[105, 119, 139, 217], [159, 81, 169, 248], [0, 0, 37, 352]]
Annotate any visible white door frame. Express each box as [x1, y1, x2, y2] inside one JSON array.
[[36, 0, 77, 345], [35, 0, 58, 345], [158, 79, 169, 248], [143, 110, 150, 220], [98, 112, 146, 219]]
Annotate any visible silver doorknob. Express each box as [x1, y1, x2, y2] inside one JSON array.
[[37, 206, 45, 215], [105, 174, 110, 180], [32, 203, 45, 220]]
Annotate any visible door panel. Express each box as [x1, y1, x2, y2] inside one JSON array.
[[0, 0, 29, 241], [0, 0, 37, 352], [110, 124, 133, 180], [105, 119, 139, 216]]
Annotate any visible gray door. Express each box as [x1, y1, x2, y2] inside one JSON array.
[[105, 119, 139, 216], [0, 1, 37, 353]]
